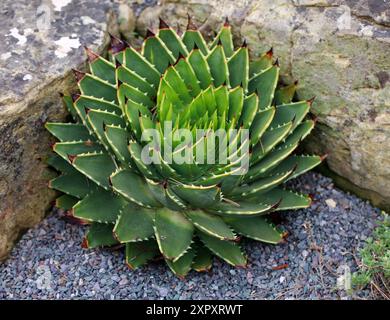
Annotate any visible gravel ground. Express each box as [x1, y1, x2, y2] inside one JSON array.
[[0, 172, 382, 300]]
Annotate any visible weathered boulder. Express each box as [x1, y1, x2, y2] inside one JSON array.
[[136, 0, 390, 209], [0, 0, 121, 260]]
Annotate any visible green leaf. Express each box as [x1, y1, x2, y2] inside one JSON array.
[[231, 167, 295, 196], [126, 240, 160, 269], [170, 184, 221, 209], [78, 73, 117, 103], [146, 179, 186, 211], [198, 231, 246, 267], [72, 152, 117, 190], [113, 203, 155, 242], [228, 86, 244, 122], [47, 154, 77, 174], [239, 93, 259, 128], [210, 24, 234, 57], [55, 194, 78, 210], [154, 208, 194, 261], [268, 155, 322, 181], [224, 216, 282, 244], [73, 189, 126, 223], [282, 120, 314, 146], [182, 29, 209, 55], [86, 109, 126, 151], [53, 141, 103, 162], [110, 169, 161, 208], [142, 34, 175, 73], [46, 123, 94, 142], [207, 200, 277, 216], [158, 26, 189, 59], [118, 82, 154, 109], [128, 141, 160, 180], [251, 121, 293, 164], [186, 210, 236, 240], [116, 65, 156, 99], [122, 47, 161, 88], [249, 49, 273, 77], [207, 45, 229, 87], [192, 243, 213, 272], [84, 222, 118, 248], [49, 171, 95, 198], [87, 50, 116, 85], [249, 187, 311, 211], [166, 247, 195, 278], [104, 124, 133, 165], [250, 107, 275, 146], [246, 142, 298, 180], [271, 100, 311, 130], [228, 47, 249, 91], [173, 56, 202, 98], [274, 82, 297, 105], [62, 94, 78, 120], [188, 49, 212, 89], [249, 65, 279, 110]]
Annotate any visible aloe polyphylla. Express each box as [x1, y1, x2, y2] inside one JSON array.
[[46, 17, 324, 277]]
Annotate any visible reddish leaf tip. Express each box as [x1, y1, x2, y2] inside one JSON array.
[[224, 17, 230, 27], [145, 29, 155, 39], [159, 17, 170, 29], [71, 93, 80, 102], [320, 153, 328, 161], [266, 47, 273, 58], [109, 33, 126, 53], [307, 96, 316, 106], [81, 237, 89, 249], [84, 46, 99, 62], [67, 154, 77, 163], [72, 69, 85, 82], [186, 13, 197, 30]]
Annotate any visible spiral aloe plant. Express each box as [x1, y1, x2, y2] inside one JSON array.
[[46, 17, 324, 277]]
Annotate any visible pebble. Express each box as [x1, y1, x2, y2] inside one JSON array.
[[0, 172, 381, 300]]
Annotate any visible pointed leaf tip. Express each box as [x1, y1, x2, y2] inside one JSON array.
[[109, 33, 126, 53], [320, 153, 328, 161], [294, 79, 299, 86], [72, 69, 85, 82], [224, 17, 230, 27], [59, 92, 64, 97], [84, 46, 99, 62], [186, 13, 197, 30], [81, 237, 89, 248], [71, 93, 80, 102], [266, 47, 273, 58], [159, 17, 170, 29], [146, 29, 155, 38], [67, 154, 77, 163], [273, 58, 280, 67], [307, 96, 316, 106], [242, 39, 248, 48]]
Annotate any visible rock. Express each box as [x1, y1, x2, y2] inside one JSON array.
[[0, 0, 120, 260], [118, 2, 136, 41], [136, 0, 390, 209], [325, 199, 337, 208]]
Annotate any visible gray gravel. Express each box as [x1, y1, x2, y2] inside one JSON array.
[[0, 172, 382, 300]]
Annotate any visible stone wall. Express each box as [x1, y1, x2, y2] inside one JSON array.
[[0, 0, 120, 260]]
